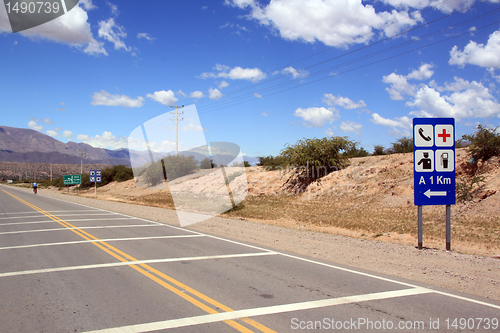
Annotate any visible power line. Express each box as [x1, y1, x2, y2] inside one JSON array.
[[192, 8, 499, 115], [115, 1, 497, 139]]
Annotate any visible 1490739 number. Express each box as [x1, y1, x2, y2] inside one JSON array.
[[5, 1, 60, 14], [445, 318, 498, 330]]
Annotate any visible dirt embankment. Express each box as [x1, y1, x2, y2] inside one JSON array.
[[42, 149, 499, 257]]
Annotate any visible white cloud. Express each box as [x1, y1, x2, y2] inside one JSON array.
[[254, 93, 263, 98], [137, 32, 155, 41], [79, 0, 97, 11], [28, 121, 43, 131], [449, 29, 500, 68], [91, 90, 144, 108], [294, 107, 339, 127], [325, 128, 335, 137], [371, 113, 412, 136], [226, 0, 422, 47], [190, 91, 205, 99], [126, 135, 177, 152], [340, 121, 363, 135], [107, 1, 120, 16], [371, 113, 412, 128], [407, 63, 434, 80], [62, 130, 74, 138], [383, 63, 434, 100], [381, 0, 476, 13], [0, 2, 107, 56], [323, 94, 366, 109], [407, 79, 500, 120], [201, 64, 267, 82], [262, 112, 268, 116], [279, 66, 308, 79], [43, 118, 54, 125], [98, 18, 130, 51], [180, 123, 209, 132], [46, 129, 74, 138], [146, 90, 178, 106], [77, 131, 128, 149], [218, 81, 230, 89], [209, 88, 224, 100]]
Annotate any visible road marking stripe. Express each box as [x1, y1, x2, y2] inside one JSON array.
[[0, 212, 121, 220], [0, 234, 206, 251], [0, 217, 134, 227], [431, 290, 500, 310], [2, 190, 277, 333], [0, 252, 277, 278], [0, 224, 162, 236], [0, 210, 101, 216], [8, 187, 500, 313], [83, 288, 432, 333]]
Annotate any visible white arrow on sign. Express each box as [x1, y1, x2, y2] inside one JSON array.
[[424, 189, 447, 198]]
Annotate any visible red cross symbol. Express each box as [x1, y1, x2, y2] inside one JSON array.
[[438, 128, 451, 142]]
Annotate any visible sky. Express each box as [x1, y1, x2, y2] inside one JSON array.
[[1, 0, 500, 158]]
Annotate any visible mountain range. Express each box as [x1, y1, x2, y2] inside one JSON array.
[[0, 126, 259, 166]]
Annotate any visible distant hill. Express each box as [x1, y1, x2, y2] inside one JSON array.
[[0, 125, 259, 167], [0, 126, 131, 165]]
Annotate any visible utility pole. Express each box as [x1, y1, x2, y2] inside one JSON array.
[[169, 105, 184, 156], [79, 149, 87, 174], [79, 149, 86, 195]]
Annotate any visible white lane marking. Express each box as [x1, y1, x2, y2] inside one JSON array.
[[0, 234, 206, 251], [0, 212, 123, 220], [0, 217, 133, 226], [0, 210, 98, 216], [0, 224, 163, 236], [43, 195, 168, 227], [0, 217, 135, 227], [82, 288, 432, 333], [432, 290, 500, 310], [12, 188, 500, 311], [277, 252, 420, 289], [0, 252, 277, 278]]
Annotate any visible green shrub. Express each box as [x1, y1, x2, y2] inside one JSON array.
[[280, 136, 351, 180], [456, 172, 485, 202], [200, 158, 217, 169], [391, 137, 413, 154], [257, 155, 289, 170], [373, 145, 385, 156], [143, 154, 198, 186], [461, 124, 500, 162], [343, 141, 369, 158]]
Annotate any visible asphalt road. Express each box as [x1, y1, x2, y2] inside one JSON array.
[[1, 185, 499, 333]]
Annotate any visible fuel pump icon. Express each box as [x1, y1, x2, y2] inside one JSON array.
[[441, 152, 449, 169]]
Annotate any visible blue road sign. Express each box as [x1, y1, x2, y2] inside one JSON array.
[[89, 170, 102, 183], [413, 118, 456, 206]]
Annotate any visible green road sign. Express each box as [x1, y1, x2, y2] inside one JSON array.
[[64, 175, 81, 185]]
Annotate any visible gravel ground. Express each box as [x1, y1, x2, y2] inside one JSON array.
[[14, 186, 500, 302]]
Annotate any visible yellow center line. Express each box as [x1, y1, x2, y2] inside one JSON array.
[[3, 190, 277, 333]]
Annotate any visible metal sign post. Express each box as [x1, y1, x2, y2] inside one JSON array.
[[63, 175, 81, 195], [413, 118, 456, 250], [89, 170, 102, 198]]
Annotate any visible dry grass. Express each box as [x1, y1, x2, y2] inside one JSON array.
[[52, 149, 499, 256]]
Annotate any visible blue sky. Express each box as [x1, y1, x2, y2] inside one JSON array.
[[1, 0, 499, 157]]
